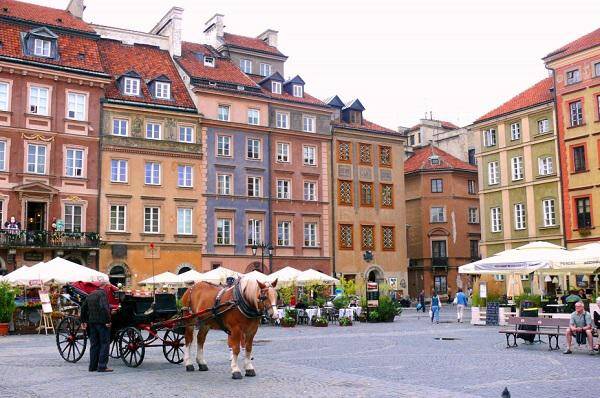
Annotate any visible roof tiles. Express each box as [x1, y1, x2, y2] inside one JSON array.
[[0, 0, 95, 32], [544, 27, 600, 62], [404, 145, 477, 174], [333, 119, 399, 135], [222, 32, 284, 56]]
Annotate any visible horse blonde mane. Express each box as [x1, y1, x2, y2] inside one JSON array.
[[239, 277, 261, 309]]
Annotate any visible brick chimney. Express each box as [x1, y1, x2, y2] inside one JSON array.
[[204, 13, 225, 48], [149, 7, 184, 57], [257, 29, 278, 48], [66, 0, 85, 19]]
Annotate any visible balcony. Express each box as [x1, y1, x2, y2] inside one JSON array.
[[0, 230, 100, 249], [432, 257, 448, 268]]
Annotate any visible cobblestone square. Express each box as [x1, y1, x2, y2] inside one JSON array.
[[1, 309, 599, 397]]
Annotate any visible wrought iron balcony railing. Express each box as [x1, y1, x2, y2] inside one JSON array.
[[0, 230, 100, 249], [432, 257, 449, 268]]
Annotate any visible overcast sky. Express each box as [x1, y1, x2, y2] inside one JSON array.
[[33, 0, 600, 129]]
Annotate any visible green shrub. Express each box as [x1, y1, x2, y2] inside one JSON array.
[[284, 308, 298, 320], [333, 296, 349, 309], [0, 282, 16, 324], [514, 293, 542, 308], [312, 316, 328, 327], [377, 295, 400, 322], [368, 310, 380, 322], [339, 316, 352, 326]]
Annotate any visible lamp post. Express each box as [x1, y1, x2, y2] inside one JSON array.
[[251, 242, 273, 274]]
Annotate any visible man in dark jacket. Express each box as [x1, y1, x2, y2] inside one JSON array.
[[80, 288, 113, 372]]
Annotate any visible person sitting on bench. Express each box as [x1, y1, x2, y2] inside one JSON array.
[[564, 301, 595, 355]]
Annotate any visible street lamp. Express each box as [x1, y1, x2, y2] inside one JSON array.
[[251, 242, 273, 274]]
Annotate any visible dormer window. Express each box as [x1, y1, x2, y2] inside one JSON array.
[[204, 56, 215, 67], [33, 38, 51, 57], [155, 82, 171, 99], [272, 81, 282, 94], [124, 77, 140, 96], [293, 85, 303, 98], [429, 155, 440, 165], [350, 111, 361, 123]]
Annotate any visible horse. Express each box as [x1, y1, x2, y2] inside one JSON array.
[[180, 277, 279, 379]]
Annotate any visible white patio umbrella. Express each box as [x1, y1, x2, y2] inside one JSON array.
[[542, 243, 600, 275], [3, 265, 33, 285], [177, 269, 205, 284], [267, 266, 301, 286], [243, 270, 269, 282], [198, 267, 239, 284], [139, 271, 179, 286], [296, 269, 340, 286], [26, 258, 109, 284]]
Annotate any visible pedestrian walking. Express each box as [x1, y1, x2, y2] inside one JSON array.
[[418, 290, 426, 312], [455, 288, 468, 323], [431, 291, 441, 323], [81, 287, 113, 373]]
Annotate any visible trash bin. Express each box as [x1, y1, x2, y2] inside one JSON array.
[[518, 307, 538, 343]]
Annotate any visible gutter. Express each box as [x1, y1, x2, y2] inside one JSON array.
[[0, 55, 110, 78], [101, 98, 197, 114]]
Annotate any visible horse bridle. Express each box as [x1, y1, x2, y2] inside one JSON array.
[[257, 286, 275, 317]]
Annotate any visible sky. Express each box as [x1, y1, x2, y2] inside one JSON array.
[[30, 0, 600, 129]]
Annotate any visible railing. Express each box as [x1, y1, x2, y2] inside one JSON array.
[[432, 257, 448, 268], [0, 230, 100, 248]]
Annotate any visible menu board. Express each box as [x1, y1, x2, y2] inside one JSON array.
[[485, 302, 499, 326], [39, 291, 53, 314]]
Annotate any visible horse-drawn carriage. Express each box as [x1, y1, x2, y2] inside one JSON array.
[[56, 282, 185, 367]]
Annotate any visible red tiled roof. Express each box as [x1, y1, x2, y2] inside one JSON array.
[[222, 32, 284, 57], [0, 20, 104, 73], [475, 77, 553, 123], [404, 145, 477, 174], [409, 120, 459, 131], [333, 119, 399, 135], [0, 0, 94, 33], [98, 40, 196, 110], [544, 27, 600, 62], [177, 42, 260, 88]]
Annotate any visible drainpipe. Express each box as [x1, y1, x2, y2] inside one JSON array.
[[96, 100, 104, 272], [267, 127, 273, 273], [329, 128, 336, 278]]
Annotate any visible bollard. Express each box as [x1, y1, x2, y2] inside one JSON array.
[[501, 387, 510, 398]]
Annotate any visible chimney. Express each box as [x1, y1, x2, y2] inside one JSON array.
[[149, 7, 184, 57], [257, 29, 278, 48], [204, 13, 225, 48], [66, 0, 85, 19]]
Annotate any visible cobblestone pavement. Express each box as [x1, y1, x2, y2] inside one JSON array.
[[1, 309, 600, 397]]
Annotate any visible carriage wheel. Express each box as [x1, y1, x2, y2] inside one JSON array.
[[118, 327, 145, 368], [56, 317, 87, 363], [162, 330, 184, 364], [109, 331, 122, 359]]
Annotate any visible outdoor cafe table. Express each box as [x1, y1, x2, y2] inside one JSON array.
[[305, 308, 321, 322], [339, 307, 362, 320]]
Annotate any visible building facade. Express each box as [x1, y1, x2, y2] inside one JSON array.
[[404, 146, 480, 298]]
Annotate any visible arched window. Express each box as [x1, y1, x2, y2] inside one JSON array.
[[178, 266, 191, 275]]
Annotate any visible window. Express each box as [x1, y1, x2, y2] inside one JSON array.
[[0, 140, 5, 171], [179, 126, 194, 143], [468, 208, 479, 224], [360, 182, 373, 206], [64, 204, 82, 232], [271, 81, 282, 94], [338, 180, 352, 205], [277, 221, 291, 246], [177, 208, 192, 235], [247, 176, 261, 197], [247, 109, 260, 125], [381, 184, 393, 208], [339, 224, 353, 249], [303, 181, 317, 201], [29, 86, 49, 115], [488, 161, 499, 185], [240, 59, 252, 74], [570, 101, 583, 127], [349, 110, 361, 123], [494, 275, 506, 282], [303, 145, 316, 166], [302, 115, 315, 133], [573, 145, 586, 172], [123, 77, 140, 96], [483, 128, 496, 147], [468, 180, 477, 194], [27, 144, 46, 174], [511, 156, 524, 181], [490, 207, 502, 232], [155, 82, 170, 99], [217, 135, 231, 157], [361, 225, 375, 250], [33, 38, 51, 57], [276, 142, 290, 162], [359, 143, 372, 164], [576, 197, 592, 229], [0, 82, 8, 111], [595, 62, 600, 77], [216, 219, 232, 244], [109, 205, 126, 232], [338, 141, 351, 162], [110, 159, 127, 182], [218, 105, 230, 121], [304, 222, 317, 247], [514, 203, 526, 230], [276, 112, 289, 129], [259, 63, 272, 77], [67, 92, 86, 120], [217, 174, 231, 195], [429, 156, 440, 165], [430, 207, 446, 223], [510, 122, 520, 140], [382, 226, 394, 250], [538, 119, 550, 134], [432, 240, 447, 258], [566, 69, 581, 84], [145, 162, 160, 185], [409, 135, 415, 146], [434, 276, 447, 294], [538, 156, 553, 176], [543, 199, 556, 227], [293, 85, 303, 97], [178, 165, 193, 187], [144, 207, 160, 233], [113, 119, 128, 136], [247, 138, 261, 160], [146, 123, 161, 140], [277, 179, 291, 199], [431, 179, 443, 193], [468, 149, 476, 165], [65, 148, 84, 177], [203, 56, 215, 67], [470, 240, 479, 259], [247, 219, 262, 245], [379, 146, 392, 167]]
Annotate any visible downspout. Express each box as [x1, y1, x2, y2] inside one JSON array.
[[96, 100, 104, 271], [267, 122, 273, 274], [330, 127, 336, 278]]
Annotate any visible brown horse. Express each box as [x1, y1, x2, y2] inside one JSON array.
[[181, 277, 278, 379]]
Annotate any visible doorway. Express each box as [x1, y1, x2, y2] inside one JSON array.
[[26, 202, 46, 231]]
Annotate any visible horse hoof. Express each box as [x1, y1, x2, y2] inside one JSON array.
[[186, 365, 195, 372], [232, 371, 243, 380], [198, 364, 209, 371], [245, 369, 256, 377]]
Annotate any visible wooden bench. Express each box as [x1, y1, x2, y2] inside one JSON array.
[[499, 316, 570, 350]]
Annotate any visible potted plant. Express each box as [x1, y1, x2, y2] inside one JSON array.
[[339, 316, 353, 327], [312, 316, 328, 327], [281, 308, 297, 327], [0, 282, 16, 336], [368, 310, 380, 322], [377, 296, 401, 322]]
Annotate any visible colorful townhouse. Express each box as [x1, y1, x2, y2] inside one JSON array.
[[404, 146, 480, 298], [543, 28, 600, 248], [0, 0, 110, 273]]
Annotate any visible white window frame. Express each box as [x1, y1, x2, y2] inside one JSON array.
[[510, 122, 520, 140], [490, 207, 502, 233], [247, 219, 263, 245], [146, 122, 161, 140], [511, 156, 524, 181], [177, 165, 193, 188], [538, 119, 550, 134], [0, 81, 9, 111], [155, 81, 171, 99], [203, 56, 215, 67], [246, 138, 261, 160], [247, 176, 261, 197], [0, 140, 6, 171], [247, 109, 260, 125], [487, 161, 499, 185], [304, 222, 318, 247], [302, 115, 316, 133], [566, 69, 581, 84], [259, 63, 272, 77], [468, 207, 479, 224], [123, 77, 140, 96], [178, 126, 194, 143], [430, 207, 446, 223], [67, 92, 86, 121], [277, 179, 291, 199], [64, 204, 82, 233], [110, 159, 128, 183], [145, 162, 161, 185], [538, 156, 553, 176], [277, 142, 290, 163], [216, 218, 232, 244], [467, 180, 477, 194], [112, 118, 128, 136], [27, 143, 47, 174], [240, 59, 252, 74], [33, 38, 51, 57], [217, 135, 232, 157], [144, 207, 160, 233], [514, 203, 526, 230], [570, 101, 583, 126], [276, 111, 289, 129], [177, 208, 193, 235], [271, 81, 282, 94], [218, 105, 230, 121], [483, 128, 496, 147], [29, 86, 49, 116], [109, 204, 126, 232], [543, 199, 556, 227], [303, 181, 317, 201], [303, 145, 317, 166], [65, 148, 84, 178], [277, 221, 291, 246], [293, 84, 303, 97], [217, 174, 232, 195]]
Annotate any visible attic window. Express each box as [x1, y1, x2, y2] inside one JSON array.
[[155, 82, 171, 99], [293, 85, 303, 98], [33, 38, 51, 57], [271, 81, 282, 94], [123, 77, 140, 96], [204, 56, 215, 68], [2, 7, 8, 13], [56, 18, 63, 24], [429, 155, 440, 165]]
